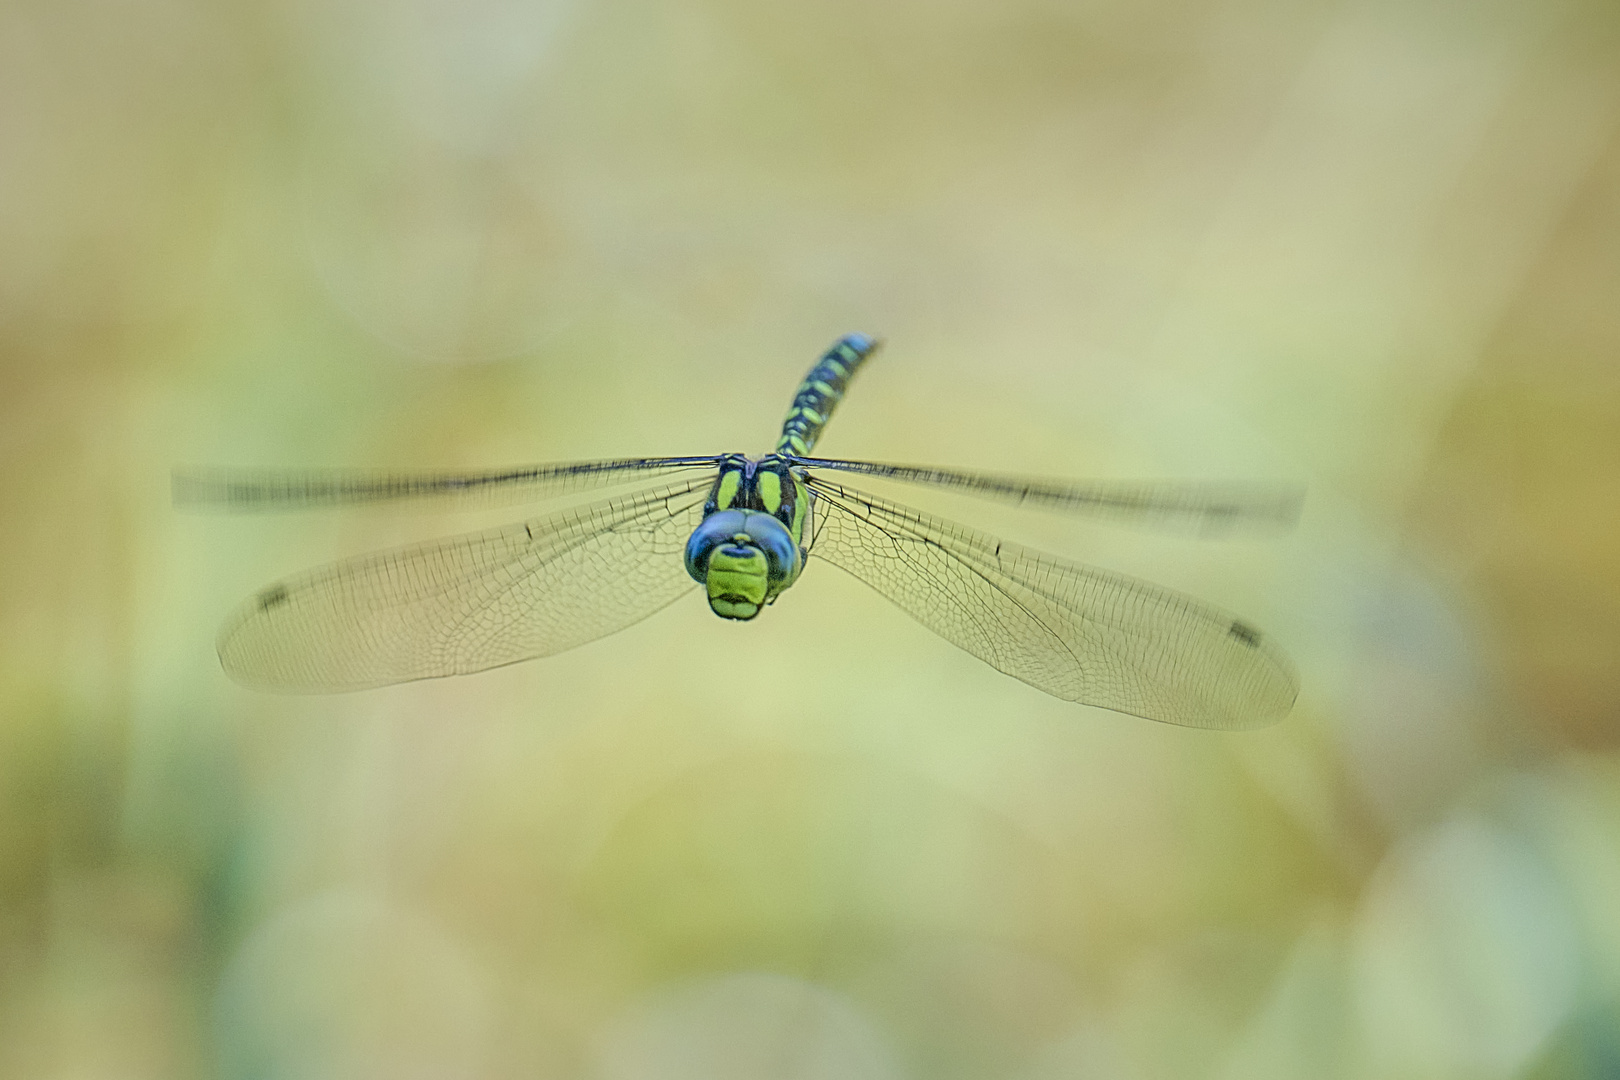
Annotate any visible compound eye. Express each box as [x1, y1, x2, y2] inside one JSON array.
[[684, 510, 749, 582], [742, 515, 800, 585]]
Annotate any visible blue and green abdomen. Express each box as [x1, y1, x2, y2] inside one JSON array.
[[775, 334, 880, 456]]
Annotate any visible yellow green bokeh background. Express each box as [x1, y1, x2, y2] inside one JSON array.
[[3, 0, 1619, 1077]]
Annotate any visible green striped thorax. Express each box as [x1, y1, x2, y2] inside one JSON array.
[[684, 455, 809, 620]]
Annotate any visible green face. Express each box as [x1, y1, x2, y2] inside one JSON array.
[[684, 509, 803, 621], [704, 542, 770, 619]]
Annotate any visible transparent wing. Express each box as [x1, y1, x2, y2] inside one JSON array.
[[804, 477, 1297, 728], [216, 479, 712, 692], [790, 457, 1301, 537], [175, 456, 725, 512]]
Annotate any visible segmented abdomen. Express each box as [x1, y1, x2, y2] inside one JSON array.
[[774, 334, 880, 455]]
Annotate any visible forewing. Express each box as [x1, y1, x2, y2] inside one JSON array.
[[217, 480, 711, 692], [805, 479, 1297, 728], [175, 457, 724, 512], [790, 457, 1301, 537]]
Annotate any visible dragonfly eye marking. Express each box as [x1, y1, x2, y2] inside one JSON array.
[[685, 510, 748, 583], [1228, 621, 1261, 647], [257, 584, 289, 612]]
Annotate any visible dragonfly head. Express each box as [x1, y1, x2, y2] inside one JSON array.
[[685, 509, 802, 620]]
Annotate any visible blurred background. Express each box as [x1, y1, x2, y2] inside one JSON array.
[[2, 0, 1618, 1076]]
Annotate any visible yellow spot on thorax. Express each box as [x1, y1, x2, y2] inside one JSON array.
[[790, 476, 807, 542], [758, 471, 782, 514], [715, 469, 742, 509]]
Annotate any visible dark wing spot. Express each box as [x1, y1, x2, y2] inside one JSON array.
[[1228, 621, 1261, 647], [257, 584, 290, 612]]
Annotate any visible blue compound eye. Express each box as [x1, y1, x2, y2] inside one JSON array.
[[685, 510, 749, 583], [741, 514, 800, 585]]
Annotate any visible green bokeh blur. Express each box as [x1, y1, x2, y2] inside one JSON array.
[[3, 0, 1619, 1077]]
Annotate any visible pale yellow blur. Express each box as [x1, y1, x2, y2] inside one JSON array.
[[2, 0, 1618, 1077]]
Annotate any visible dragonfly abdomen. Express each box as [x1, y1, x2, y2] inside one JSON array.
[[774, 334, 880, 455]]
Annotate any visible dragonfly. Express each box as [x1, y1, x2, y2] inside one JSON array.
[[176, 335, 1300, 728]]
